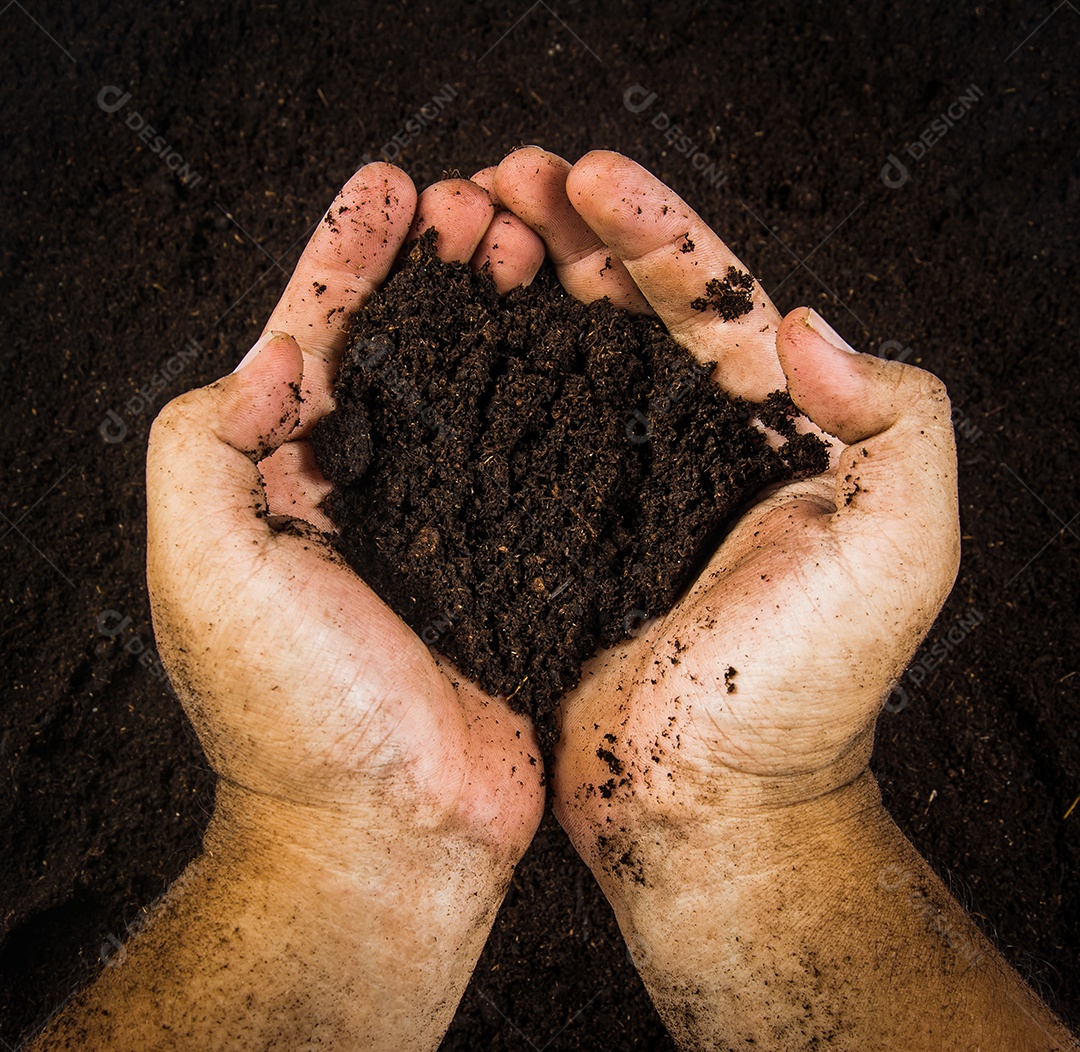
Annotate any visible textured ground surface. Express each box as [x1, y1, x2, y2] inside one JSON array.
[[2, 2, 1077, 1047]]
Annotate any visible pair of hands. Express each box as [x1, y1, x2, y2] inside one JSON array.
[[150, 145, 958, 879], [144, 147, 963, 1044]]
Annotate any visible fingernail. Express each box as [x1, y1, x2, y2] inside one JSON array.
[[234, 330, 283, 373], [806, 309, 859, 354]]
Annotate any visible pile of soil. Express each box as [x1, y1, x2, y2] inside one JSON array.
[[312, 233, 827, 745]]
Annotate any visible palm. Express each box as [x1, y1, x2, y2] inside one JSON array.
[[557, 471, 909, 814], [210, 526, 541, 841]]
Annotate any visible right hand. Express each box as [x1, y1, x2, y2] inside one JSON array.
[[493, 146, 960, 888]]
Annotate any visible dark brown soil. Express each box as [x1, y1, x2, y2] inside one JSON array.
[[2, 3, 1078, 1050], [312, 232, 826, 747]]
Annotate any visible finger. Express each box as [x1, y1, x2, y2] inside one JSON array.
[[261, 441, 334, 532], [776, 308, 960, 579], [411, 176, 543, 293], [469, 165, 501, 204], [470, 211, 546, 292], [407, 178, 496, 262], [148, 335, 306, 575], [565, 150, 786, 401], [494, 146, 650, 312], [260, 163, 417, 429], [147, 338, 408, 719], [468, 167, 546, 290]]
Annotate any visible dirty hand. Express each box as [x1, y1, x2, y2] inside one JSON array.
[[36, 165, 547, 1052], [496, 145, 959, 862], [492, 148, 1077, 1051], [149, 165, 547, 858]]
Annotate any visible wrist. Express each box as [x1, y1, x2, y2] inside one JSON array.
[[35, 778, 516, 1052], [209, 769, 518, 884], [591, 771, 1078, 1052], [570, 769, 889, 967], [208, 777, 516, 959]]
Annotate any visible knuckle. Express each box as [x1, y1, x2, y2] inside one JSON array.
[[920, 370, 950, 407], [907, 366, 950, 410], [890, 363, 951, 427], [149, 388, 207, 446]]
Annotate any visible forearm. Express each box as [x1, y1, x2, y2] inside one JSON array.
[[33, 784, 512, 1051], [603, 772, 1077, 1052]]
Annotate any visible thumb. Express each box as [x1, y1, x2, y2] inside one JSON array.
[[147, 332, 305, 567], [776, 307, 960, 597]]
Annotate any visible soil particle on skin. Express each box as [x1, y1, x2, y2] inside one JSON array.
[[312, 233, 827, 747], [596, 747, 624, 776], [689, 266, 756, 321]]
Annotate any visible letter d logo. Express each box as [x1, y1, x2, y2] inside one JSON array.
[[883, 682, 909, 713], [880, 152, 909, 189], [623, 84, 657, 114], [97, 85, 131, 113], [99, 409, 128, 444]]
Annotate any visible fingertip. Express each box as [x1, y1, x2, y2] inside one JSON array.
[[804, 308, 860, 355], [776, 308, 948, 446], [569, 148, 622, 174], [353, 160, 417, 203], [233, 330, 303, 380], [340, 162, 419, 234], [776, 309, 874, 441], [235, 328, 288, 372], [261, 163, 417, 372], [565, 150, 637, 205], [409, 178, 496, 262], [498, 145, 561, 171], [220, 332, 305, 457], [470, 212, 546, 292], [494, 147, 571, 213], [494, 147, 649, 311]]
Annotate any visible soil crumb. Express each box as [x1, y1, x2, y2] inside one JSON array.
[[312, 231, 827, 747], [689, 265, 756, 320]]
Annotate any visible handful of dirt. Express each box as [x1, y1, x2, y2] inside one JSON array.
[[311, 232, 827, 747]]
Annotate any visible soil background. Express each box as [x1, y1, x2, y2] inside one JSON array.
[[1, 2, 1077, 1048]]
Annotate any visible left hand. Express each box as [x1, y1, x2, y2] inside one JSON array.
[[36, 164, 553, 1052], [146, 162, 547, 988]]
